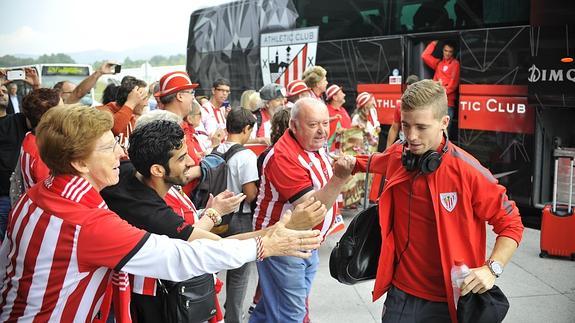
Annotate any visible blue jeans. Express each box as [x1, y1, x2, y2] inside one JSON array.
[[249, 250, 319, 323], [0, 195, 10, 241], [224, 213, 253, 323]]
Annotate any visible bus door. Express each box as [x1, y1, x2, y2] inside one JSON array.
[[319, 36, 403, 151], [458, 27, 533, 207], [403, 33, 461, 138]]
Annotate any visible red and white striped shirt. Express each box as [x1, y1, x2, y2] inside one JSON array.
[[0, 175, 146, 322], [253, 130, 336, 236], [253, 109, 271, 139], [0, 175, 260, 322], [19, 132, 50, 192], [165, 186, 198, 225], [201, 101, 226, 136]]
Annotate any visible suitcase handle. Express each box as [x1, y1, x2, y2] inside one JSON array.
[[553, 157, 574, 214]]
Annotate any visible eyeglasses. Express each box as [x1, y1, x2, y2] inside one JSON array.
[[96, 136, 126, 152], [214, 88, 230, 93], [180, 90, 195, 96]]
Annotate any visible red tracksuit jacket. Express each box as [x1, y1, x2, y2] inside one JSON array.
[[354, 142, 524, 323]]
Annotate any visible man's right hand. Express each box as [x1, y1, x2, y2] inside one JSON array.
[[210, 128, 226, 146], [98, 61, 118, 75], [333, 154, 355, 179], [209, 190, 246, 215], [285, 197, 326, 230], [261, 210, 321, 259]]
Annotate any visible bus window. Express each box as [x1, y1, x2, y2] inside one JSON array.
[[294, 0, 389, 40], [41, 65, 93, 106], [483, 0, 529, 25], [392, 0, 456, 33], [391, 0, 529, 34]]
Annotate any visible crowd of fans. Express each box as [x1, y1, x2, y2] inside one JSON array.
[[0, 47, 522, 323], [0, 62, 366, 322]]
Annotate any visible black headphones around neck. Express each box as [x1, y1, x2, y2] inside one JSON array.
[[401, 131, 449, 174]]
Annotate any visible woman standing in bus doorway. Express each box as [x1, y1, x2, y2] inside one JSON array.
[[302, 65, 328, 102]]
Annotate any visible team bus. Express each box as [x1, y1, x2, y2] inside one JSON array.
[[187, 0, 575, 223], [2, 64, 95, 106]]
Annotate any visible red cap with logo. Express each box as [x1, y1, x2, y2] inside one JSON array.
[[286, 80, 309, 97], [154, 71, 199, 98], [325, 84, 342, 101], [356, 92, 374, 108]]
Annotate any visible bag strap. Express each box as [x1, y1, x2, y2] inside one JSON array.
[[223, 143, 246, 162], [363, 153, 386, 208], [363, 154, 375, 209]]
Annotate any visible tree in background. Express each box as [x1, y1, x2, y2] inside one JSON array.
[[0, 53, 75, 67]]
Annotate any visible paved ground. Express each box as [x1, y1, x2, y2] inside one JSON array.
[[219, 214, 575, 323]]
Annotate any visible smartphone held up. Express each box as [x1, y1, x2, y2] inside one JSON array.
[[6, 69, 26, 81]]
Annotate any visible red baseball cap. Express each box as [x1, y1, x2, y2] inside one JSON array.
[[286, 80, 309, 97], [325, 84, 342, 101], [154, 71, 199, 98]]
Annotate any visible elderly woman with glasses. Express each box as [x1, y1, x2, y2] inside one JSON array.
[[0, 105, 322, 322]]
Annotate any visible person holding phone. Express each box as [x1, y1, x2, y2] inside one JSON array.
[[53, 61, 118, 104]]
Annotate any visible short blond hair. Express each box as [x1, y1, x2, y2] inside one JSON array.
[[36, 105, 113, 176], [302, 66, 327, 88], [240, 90, 261, 111], [400, 79, 447, 119]]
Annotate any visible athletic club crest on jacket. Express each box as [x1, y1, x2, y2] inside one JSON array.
[[440, 192, 457, 212]]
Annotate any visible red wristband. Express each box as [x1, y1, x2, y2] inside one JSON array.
[[255, 237, 265, 261]]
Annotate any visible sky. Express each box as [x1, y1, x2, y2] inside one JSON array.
[[0, 0, 235, 57]]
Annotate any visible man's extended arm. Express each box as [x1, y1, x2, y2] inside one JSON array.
[[421, 40, 440, 70], [292, 156, 354, 216], [461, 161, 524, 295], [65, 61, 115, 104]]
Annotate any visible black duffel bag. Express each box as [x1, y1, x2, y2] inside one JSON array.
[[158, 274, 217, 323], [330, 154, 382, 285]]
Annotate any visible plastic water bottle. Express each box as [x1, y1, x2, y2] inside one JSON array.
[[451, 260, 471, 309]]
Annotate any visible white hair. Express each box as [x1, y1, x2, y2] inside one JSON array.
[[135, 110, 182, 129]]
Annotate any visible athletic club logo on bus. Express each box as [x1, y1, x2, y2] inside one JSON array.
[[440, 192, 458, 212], [260, 27, 319, 87]]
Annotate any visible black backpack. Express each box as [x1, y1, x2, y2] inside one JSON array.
[[191, 144, 246, 210]]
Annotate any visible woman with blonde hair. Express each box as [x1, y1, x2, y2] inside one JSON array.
[[302, 65, 328, 101], [240, 90, 261, 112]]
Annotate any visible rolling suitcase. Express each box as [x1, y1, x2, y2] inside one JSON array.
[[540, 149, 575, 260]]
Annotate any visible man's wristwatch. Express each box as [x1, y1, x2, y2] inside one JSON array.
[[204, 208, 222, 226], [485, 259, 504, 278]]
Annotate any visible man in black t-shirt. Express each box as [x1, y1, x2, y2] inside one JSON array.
[[101, 119, 244, 322], [0, 93, 30, 239]]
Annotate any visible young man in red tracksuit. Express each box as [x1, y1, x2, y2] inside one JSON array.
[[422, 40, 460, 140], [348, 80, 524, 322]]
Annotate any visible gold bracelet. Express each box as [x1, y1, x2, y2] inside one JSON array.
[[203, 208, 222, 225]]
